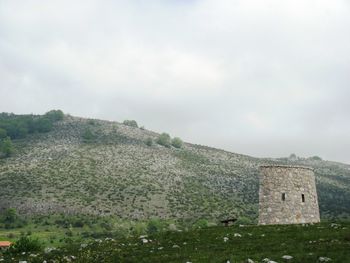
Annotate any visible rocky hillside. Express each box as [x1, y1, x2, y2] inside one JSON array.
[[0, 114, 349, 222]]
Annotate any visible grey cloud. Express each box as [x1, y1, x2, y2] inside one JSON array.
[[0, 0, 349, 164]]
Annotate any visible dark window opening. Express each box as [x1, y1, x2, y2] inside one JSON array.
[[282, 193, 286, 201], [302, 194, 305, 203]]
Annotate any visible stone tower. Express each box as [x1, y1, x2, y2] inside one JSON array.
[[258, 165, 320, 225]]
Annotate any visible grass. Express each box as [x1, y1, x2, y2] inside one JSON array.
[[1, 221, 350, 262]]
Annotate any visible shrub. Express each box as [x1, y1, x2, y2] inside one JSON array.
[[82, 128, 96, 143], [236, 216, 253, 225], [123, 120, 138, 128], [193, 219, 208, 229], [6, 236, 42, 254], [0, 128, 7, 138], [147, 218, 163, 234], [145, 138, 153, 146], [156, 133, 171, 147], [44, 109, 64, 122], [171, 137, 183, 148], [0, 137, 14, 158], [310, 155, 322, 161], [289, 153, 297, 159], [2, 208, 17, 223], [87, 119, 97, 125], [35, 117, 52, 132]]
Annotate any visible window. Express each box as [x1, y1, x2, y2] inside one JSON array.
[[282, 193, 286, 201], [302, 194, 305, 203]]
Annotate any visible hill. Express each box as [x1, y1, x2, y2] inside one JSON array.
[[0, 112, 349, 222]]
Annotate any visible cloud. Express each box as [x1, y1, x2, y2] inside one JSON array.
[[0, 0, 349, 164]]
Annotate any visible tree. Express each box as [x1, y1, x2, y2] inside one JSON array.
[[0, 128, 7, 139], [7, 236, 42, 254], [147, 218, 163, 234], [145, 137, 153, 146], [44, 110, 64, 122], [3, 208, 17, 223], [171, 137, 183, 148], [310, 156, 322, 161], [289, 153, 297, 160], [156, 133, 171, 147], [35, 118, 52, 133], [123, 120, 138, 128], [82, 128, 96, 143], [0, 137, 14, 157]]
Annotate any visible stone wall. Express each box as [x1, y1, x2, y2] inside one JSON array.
[[258, 165, 320, 225]]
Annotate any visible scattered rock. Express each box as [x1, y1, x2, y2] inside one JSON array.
[[282, 255, 293, 260], [247, 259, 255, 263], [172, 244, 180, 248], [319, 257, 332, 262], [234, 233, 242, 237], [224, 237, 229, 242], [262, 259, 278, 263]]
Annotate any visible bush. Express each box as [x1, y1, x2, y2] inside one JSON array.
[[236, 216, 253, 225], [0, 137, 14, 158], [44, 110, 64, 122], [193, 219, 209, 229], [0, 128, 7, 138], [310, 155, 322, 161], [289, 153, 297, 160], [147, 218, 163, 234], [156, 133, 171, 147], [2, 208, 17, 223], [145, 138, 153, 146], [6, 236, 42, 254], [35, 117, 52, 132], [82, 128, 96, 143], [123, 120, 138, 128], [171, 137, 183, 148]]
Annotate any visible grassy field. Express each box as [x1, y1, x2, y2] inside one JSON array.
[[1, 221, 349, 262]]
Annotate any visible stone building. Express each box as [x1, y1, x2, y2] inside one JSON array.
[[258, 165, 320, 225]]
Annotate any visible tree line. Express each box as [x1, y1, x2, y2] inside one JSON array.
[[0, 110, 64, 158]]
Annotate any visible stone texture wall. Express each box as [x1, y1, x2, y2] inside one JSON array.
[[258, 165, 320, 225]]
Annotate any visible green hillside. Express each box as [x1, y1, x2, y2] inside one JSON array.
[[0, 112, 349, 222]]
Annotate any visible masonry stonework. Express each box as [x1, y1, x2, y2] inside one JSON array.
[[258, 165, 320, 225]]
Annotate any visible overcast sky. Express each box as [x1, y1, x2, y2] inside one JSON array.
[[1, 0, 349, 164]]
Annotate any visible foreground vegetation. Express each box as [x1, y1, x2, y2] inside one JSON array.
[[1, 220, 349, 262]]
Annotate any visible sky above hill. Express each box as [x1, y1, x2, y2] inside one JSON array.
[[1, 0, 349, 164]]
